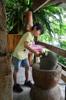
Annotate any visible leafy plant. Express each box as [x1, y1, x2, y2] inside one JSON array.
[[33, 4, 63, 36], [5, 0, 32, 33], [5, 0, 63, 36], [58, 56, 66, 66]]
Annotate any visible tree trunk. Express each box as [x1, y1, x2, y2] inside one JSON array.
[[24, 10, 34, 65], [23, 10, 33, 32], [0, 0, 7, 53], [0, 0, 12, 100]]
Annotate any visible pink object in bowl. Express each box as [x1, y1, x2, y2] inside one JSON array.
[[29, 44, 44, 52]]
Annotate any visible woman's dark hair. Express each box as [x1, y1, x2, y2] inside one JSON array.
[[31, 23, 43, 31]]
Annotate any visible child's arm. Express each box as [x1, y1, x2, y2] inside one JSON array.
[[24, 41, 41, 57]]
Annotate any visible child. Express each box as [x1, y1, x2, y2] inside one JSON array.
[[12, 23, 43, 93]]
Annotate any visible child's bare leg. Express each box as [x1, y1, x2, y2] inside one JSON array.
[[25, 67, 29, 81], [24, 64, 32, 87], [28, 53, 33, 66], [13, 70, 18, 84], [13, 69, 23, 92]]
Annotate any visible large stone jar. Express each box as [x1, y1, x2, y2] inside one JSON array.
[[32, 63, 62, 90], [30, 63, 62, 100]]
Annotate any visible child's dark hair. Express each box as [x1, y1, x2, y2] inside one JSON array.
[[31, 23, 42, 31]]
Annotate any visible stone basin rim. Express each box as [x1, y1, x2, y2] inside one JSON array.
[[32, 63, 62, 72]]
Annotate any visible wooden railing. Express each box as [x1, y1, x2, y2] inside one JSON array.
[[35, 41, 66, 57], [7, 34, 21, 52]]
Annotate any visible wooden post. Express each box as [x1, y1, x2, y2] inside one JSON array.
[[0, 0, 7, 53], [0, 0, 13, 100], [24, 10, 33, 32], [24, 10, 33, 65]]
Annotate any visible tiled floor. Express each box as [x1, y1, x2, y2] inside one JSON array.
[[13, 87, 31, 100], [13, 67, 65, 100], [13, 67, 33, 100]]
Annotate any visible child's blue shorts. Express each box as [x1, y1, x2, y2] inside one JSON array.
[[12, 56, 29, 71]]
